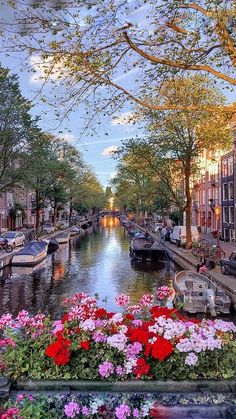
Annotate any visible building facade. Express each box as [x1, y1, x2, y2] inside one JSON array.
[[192, 150, 223, 234], [221, 152, 235, 241]]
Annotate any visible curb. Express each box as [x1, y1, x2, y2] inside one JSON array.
[[13, 379, 236, 393]]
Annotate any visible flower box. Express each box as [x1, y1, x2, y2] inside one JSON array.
[[0, 289, 235, 384]]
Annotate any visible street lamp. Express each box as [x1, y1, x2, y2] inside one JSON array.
[[215, 205, 221, 261]]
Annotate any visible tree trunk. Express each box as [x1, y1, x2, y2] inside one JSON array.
[[36, 207, 40, 237], [185, 164, 192, 249], [35, 190, 40, 237], [69, 197, 73, 225], [53, 202, 58, 227]]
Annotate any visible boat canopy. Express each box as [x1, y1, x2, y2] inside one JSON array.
[[16, 241, 47, 256]]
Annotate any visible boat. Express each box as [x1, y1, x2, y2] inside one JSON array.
[[130, 237, 169, 261], [55, 232, 70, 244], [11, 241, 48, 266], [174, 270, 231, 316]]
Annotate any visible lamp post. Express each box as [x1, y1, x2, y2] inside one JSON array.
[[215, 205, 221, 261]]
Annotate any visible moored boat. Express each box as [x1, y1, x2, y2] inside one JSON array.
[[55, 232, 70, 244], [11, 241, 48, 266], [174, 270, 231, 316], [130, 237, 169, 261]]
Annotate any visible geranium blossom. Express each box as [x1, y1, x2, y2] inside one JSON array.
[[115, 294, 130, 307]]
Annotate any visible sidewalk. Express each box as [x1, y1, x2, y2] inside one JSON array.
[[200, 232, 236, 258]]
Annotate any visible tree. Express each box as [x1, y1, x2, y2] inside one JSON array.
[[22, 133, 65, 235], [1, 0, 235, 118], [115, 76, 232, 247], [0, 65, 37, 191]]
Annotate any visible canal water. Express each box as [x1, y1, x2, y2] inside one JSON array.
[[0, 217, 179, 318]]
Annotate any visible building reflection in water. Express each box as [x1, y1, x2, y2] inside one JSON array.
[[0, 217, 179, 318]]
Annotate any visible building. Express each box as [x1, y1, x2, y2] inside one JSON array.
[[220, 152, 235, 241], [192, 150, 223, 234]]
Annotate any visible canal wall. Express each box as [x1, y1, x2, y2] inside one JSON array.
[[130, 222, 236, 310]]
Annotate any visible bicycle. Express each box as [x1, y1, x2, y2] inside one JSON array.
[[0, 238, 13, 253]]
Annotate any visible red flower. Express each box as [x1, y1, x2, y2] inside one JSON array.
[[124, 313, 134, 321], [129, 328, 149, 345], [95, 308, 108, 319], [54, 349, 70, 366], [151, 336, 174, 361], [134, 358, 150, 378], [45, 336, 71, 366], [80, 340, 90, 351], [45, 340, 61, 358]]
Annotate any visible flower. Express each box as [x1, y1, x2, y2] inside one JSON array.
[[115, 404, 131, 419], [80, 340, 90, 351], [115, 294, 130, 307], [185, 352, 198, 366], [45, 335, 71, 366], [151, 336, 174, 361], [134, 358, 150, 378], [64, 401, 80, 418], [107, 333, 127, 351], [98, 361, 114, 378], [156, 286, 172, 300], [139, 293, 154, 307]]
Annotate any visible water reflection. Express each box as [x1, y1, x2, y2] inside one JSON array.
[[0, 217, 177, 318]]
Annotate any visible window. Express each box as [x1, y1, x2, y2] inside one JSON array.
[[229, 207, 234, 224], [202, 190, 205, 204], [228, 182, 234, 200], [223, 183, 228, 200], [222, 160, 227, 177], [228, 157, 233, 176], [223, 206, 229, 223]]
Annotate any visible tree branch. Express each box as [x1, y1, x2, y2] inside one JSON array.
[[122, 32, 236, 86]]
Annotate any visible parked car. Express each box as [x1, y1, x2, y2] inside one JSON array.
[[170, 226, 199, 247], [56, 221, 69, 230], [42, 223, 55, 234], [220, 252, 236, 275], [1, 231, 26, 247]]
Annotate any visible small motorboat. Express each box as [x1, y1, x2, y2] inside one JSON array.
[[55, 232, 70, 244], [130, 237, 168, 262], [174, 270, 231, 316], [11, 241, 48, 266]]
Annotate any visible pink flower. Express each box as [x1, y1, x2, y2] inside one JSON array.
[[139, 293, 154, 307], [156, 286, 172, 300], [115, 404, 131, 419], [64, 401, 80, 418], [52, 320, 64, 335], [115, 294, 130, 307], [98, 361, 114, 378]]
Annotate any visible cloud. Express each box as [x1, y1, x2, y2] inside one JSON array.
[[112, 112, 136, 126], [113, 68, 138, 83], [101, 145, 118, 156], [82, 137, 124, 146], [58, 133, 76, 144], [29, 54, 66, 84]]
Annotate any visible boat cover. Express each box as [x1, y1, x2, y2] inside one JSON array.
[[16, 241, 47, 256]]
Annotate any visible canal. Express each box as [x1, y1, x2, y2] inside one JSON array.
[[0, 217, 179, 318]]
